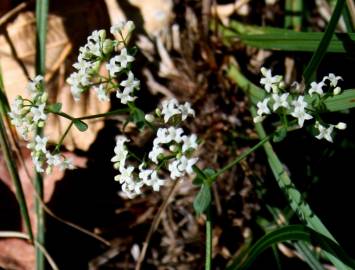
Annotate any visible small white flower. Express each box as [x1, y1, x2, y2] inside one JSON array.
[[94, 84, 110, 102], [120, 71, 140, 93], [315, 123, 334, 142], [59, 158, 75, 171], [27, 75, 43, 96], [179, 102, 195, 120], [291, 95, 308, 111], [110, 21, 126, 35], [116, 88, 137, 104], [161, 99, 180, 123], [260, 67, 282, 93], [166, 127, 184, 143], [46, 152, 62, 167], [34, 135, 48, 153], [168, 156, 198, 179], [168, 159, 183, 179], [116, 48, 134, 69], [291, 108, 313, 128], [308, 81, 324, 96], [272, 93, 289, 111], [182, 134, 198, 153], [115, 165, 134, 184], [148, 145, 164, 164], [106, 56, 123, 77], [31, 104, 47, 123], [256, 98, 271, 116], [138, 167, 153, 184], [149, 171, 165, 191], [324, 73, 342, 87], [32, 156, 44, 173]]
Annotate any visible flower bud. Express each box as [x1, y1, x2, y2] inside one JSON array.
[[126, 21, 135, 33], [169, 144, 177, 152], [155, 108, 161, 117], [103, 39, 114, 54], [335, 122, 347, 130], [38, 121, 45, 128], [253, 115, 264, 123], [333, 87, 341, 95], [278, 81, 286, 90], [41, 92, 48, 103], [98, 30, 106, 41], [144, 114, 155, 122], [261, 67, 267, 77]]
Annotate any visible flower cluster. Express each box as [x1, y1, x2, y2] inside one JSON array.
[[254, 68, 347, 142], [112, 99, 199, 198], [67, 20, 139, 104], [8, 76, 74, 173]]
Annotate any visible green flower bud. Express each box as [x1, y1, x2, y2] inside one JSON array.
[[103, 39, 114, 54], [98, 30, 106, 41]]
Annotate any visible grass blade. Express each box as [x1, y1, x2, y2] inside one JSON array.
[[35, 0, 49, 269], [219, 21, 355, 53], [226, 225, 355, 270], [303, 0, 347, 85]]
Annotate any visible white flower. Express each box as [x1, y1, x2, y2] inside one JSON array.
[[46, 152, 62, 167], [31, 104, 47, 123], [315, 123, 334, 142], [148, 145, 164, 164], [106, 56, 123, 77], [11, 96, 23, 114], [149, 171, 165, 191], [154, 128, 171, 145], [32, 156, 44, 173], [291, 95, 308, 111], [110, 21, 125, 35], [27, 75, 43, 96], [138, 167, 153, 184], [116, 88, 137, 104], [161, 99, 180, 123], [116, 48, 134, 69], [34, 135, 48, 153], [256, 98, 271, 116], [272, 93, 289, 111], [120, 71, 140, 93], [59, 158, 75, 171], [260, 67, 282, 93], [308, 81, 324, 96], [179, 102, 195, 120], [168, 156, 198, 180], [115, 165, 134, 184], [94, 84, 110, 102], [166, 127, 184, 143], [324, 73, 342, 87], [182, 134, 198, 153], [291, 107, 313, 127]]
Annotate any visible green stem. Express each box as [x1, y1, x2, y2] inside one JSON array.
[[0, 117, 34, 241], [78, 107, 130, 120], [54, 121, 74, 152], [205, 205, 212, 270], [212, 135, 271, 179]]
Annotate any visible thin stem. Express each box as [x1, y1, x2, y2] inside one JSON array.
[[78, 107, 130, 120], [205, 205, 212, 270], [212, 135, 271, 179], [54, 121, 74, 152]]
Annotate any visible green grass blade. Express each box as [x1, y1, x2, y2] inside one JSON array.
[[219, 21, 355, 53], [228, 65, 351, 269], [35, 0, 49, 269], [303, 0, 347, 85], [226, 225, 355, 270], [284, 0, 303, 30]]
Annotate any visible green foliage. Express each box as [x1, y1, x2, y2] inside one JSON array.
[[46, 102, 62, 113], [193, 184, 211, 215], [227, 225, 355, 270], [73, 119, 89, 132]]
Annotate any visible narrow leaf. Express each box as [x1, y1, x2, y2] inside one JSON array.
[[193, 184, 211, 215], [73, 119, 88, 132], [227, 225, 355, 270]]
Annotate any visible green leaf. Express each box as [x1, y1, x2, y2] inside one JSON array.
[[227, 225, 355, 270], [130, 108, 145, 129], [219, 20, 355, 53], [303, 0, 347, 85], [73, 119, 88, 132], [273, 127, 287, 143], [47, 103, 62, 113], [324, 89, 355, 111], [193, 184, 211, 215], [193, 168, 216, 186]]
